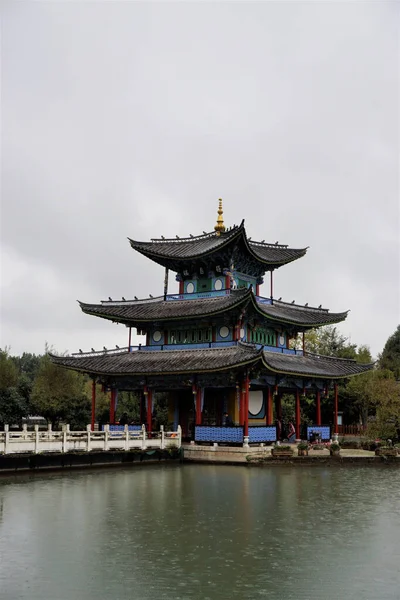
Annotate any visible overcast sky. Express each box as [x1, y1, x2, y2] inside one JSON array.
[[1, 1, 399, 359]]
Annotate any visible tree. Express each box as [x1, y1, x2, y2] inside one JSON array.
[[31, 355, 88, 428], [301, 326, 358, 359], [0, 349, 19, 391], [379, 325, 400, 379], [0, 387, 28, 428]]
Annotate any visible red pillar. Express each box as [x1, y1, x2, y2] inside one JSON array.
[[334, 383, 338, 434], [270, 270, 273, 299], [91, 380, 96, 431], [179, 280, 184, 295], [239, 384, 245, 426], [266, 387, 273, 425], [243, 376, 250, 437], [316, 390, 321, 425], [256, 283, 260, 296], [302, 332, 306, 355], [128, 327, 132, 351], [295, 389, 301, 440], [225, 274, 230, 290], [195, 388, 202, 425], [109, 389, 114, 424], [146, 388, 152, 432]]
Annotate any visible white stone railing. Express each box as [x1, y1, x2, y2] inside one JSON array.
[[0, 424, 182, 455]]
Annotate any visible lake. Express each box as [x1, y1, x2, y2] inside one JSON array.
[[0, 464, 399, 599]]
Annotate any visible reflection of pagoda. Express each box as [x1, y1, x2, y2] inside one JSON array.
[[52, 200, 372, 444]]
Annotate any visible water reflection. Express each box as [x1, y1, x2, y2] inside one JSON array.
[[0, 465, 399, 599]]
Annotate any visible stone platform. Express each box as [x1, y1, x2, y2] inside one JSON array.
[[183, 444, 399, 465]]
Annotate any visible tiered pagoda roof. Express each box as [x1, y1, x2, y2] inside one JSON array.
[[50, 343, 372, 380], [129, 220, 307, 276], [78, 288, 348, 330]]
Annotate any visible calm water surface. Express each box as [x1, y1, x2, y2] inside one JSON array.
[[0, 464, 399, 600]]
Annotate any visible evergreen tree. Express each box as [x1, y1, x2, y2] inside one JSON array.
[[379, 325, 400, 379]]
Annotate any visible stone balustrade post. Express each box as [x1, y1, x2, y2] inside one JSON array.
[[86, 424, 91, 452], [22, 424, 28, 440], [177, 425, 182, 448], [104, 424, 109, 451], [160, 425, 164, 450], [142, 424, 147, 450], [47, 423, 52, 439], [34, 425, 39, 454], [125, 424, 129, 451], [62, 428, 67, 453], [4, 424, 9, 455]]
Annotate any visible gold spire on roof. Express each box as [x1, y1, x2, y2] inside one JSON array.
[[214, 198, 226, 235]]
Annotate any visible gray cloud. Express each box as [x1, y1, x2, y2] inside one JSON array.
[[1, 1, 399, 357]]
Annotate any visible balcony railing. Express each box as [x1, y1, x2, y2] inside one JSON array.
[[0, 424, 182, 454]]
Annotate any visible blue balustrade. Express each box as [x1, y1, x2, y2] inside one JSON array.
[[248, 426, 277, 443], [166, 290, 230, 302], [306, 426, 331, 441], [195, 426, 244, 443], [103, 425, 142, 432], [128, 342, 303, 355]]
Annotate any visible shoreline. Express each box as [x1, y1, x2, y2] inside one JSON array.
[[1, 445, 399, 474]]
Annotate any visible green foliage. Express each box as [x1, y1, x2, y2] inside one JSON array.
[[0, 387, 29, 427], [31, 355, 88, 428], [297, 441, 309, 450], [0, 349, 19, 391], [304, 326, 358, 359], [379, 325, 400, 379], [115, 391, 141, 424]]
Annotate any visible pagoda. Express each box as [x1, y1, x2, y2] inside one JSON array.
[[51, 200, 372, 444]]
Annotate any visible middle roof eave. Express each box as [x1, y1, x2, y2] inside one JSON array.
[[49, 343, 262, 376], [79, 290, 348, 328], [79, 288, 251, 324]]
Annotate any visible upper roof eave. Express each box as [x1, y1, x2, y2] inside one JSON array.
[[128, 220, 307, 270]]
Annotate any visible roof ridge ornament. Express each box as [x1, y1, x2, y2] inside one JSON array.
[[214, 198, 226, 235]]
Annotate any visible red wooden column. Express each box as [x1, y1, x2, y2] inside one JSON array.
[[270, 270, 273, 299], [240, 382, 245, 426], [266, 387, 273, 425], [147, 390, 153, 431], [316, 390, 321, 426], [109, 389, 115, 425], [243, 376, 250, 437], [195, 387, 202, 425], [91, 380, 96, 431], [334, 383, 339, 434], [179, 280, 184, 295], [295, 389, 301, 440], [146, 388, 153, 432]]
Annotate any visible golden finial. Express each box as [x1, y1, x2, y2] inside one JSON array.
[[214, 198, 226, 235]]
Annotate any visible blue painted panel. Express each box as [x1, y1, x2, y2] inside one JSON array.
[[307, 426, 331, 441], [195, 426, 244, 443], [104, 425, 142, 432], [165, 290, 229, 301], [256, 296, 273, 305], [249, 426, 277, 443]]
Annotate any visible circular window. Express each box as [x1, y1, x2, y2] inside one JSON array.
[[186, 282, 195, 294], [240, 328, 245, 339], [214, 278, 223, 291], [219, 326, 230, 339], [153, 330, 162, 343], [279, 335, 285, 346]]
